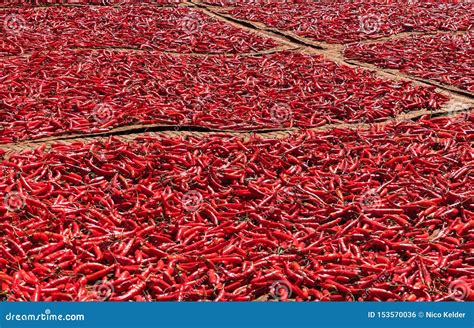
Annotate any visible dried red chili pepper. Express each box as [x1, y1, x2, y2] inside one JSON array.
[[219, 1, 472, 44], [344, 33, 474, 92], [0, 50, 447, 143], [0, 6, 276, 56], [0, 113, 472, 301]]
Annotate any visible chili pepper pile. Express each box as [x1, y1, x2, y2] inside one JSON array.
[[0, 0, 472, 304], [344, 33, 474, 92], [220, 1, 472, 44], [0, 50, 447, 143], [1, 0, 185, 6], [0, 6, 277, 55], [0, 113, 473, 301]]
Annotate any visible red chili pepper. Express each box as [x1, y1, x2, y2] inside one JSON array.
[[220, 0, 471, 44], [84, 265, 117, 283], [345, 33, 473, 91], [110, 280, 146, 302], [0, 111, 472, 302]]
